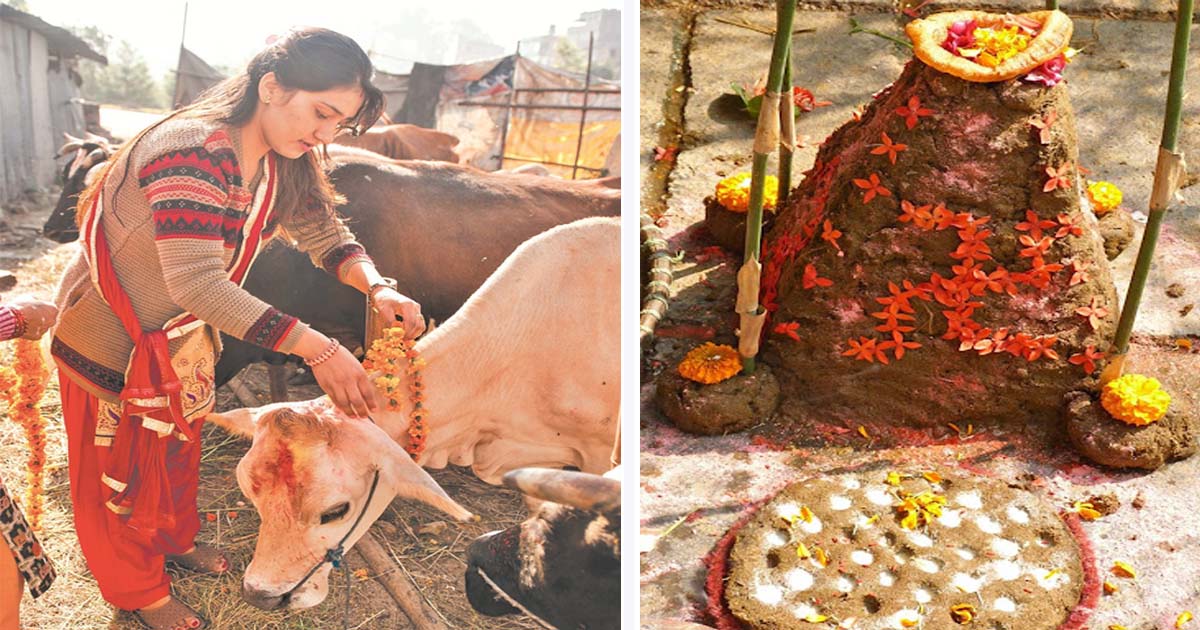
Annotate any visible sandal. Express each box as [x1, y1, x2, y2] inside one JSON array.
[[133, 596, 208, 630], [165, 543, 230, 575]]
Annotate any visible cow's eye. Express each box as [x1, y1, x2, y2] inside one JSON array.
[[320, 502, 350, 524]]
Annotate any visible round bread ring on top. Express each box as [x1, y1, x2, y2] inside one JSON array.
[[906, 10, 1073, 83]]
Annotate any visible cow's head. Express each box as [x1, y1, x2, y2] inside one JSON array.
[[44, 133, 115, 243], [465, 467, 621, 630], [208, 400, 473, 610]]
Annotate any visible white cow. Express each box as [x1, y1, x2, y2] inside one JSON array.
[[207, 217, 620, 609]]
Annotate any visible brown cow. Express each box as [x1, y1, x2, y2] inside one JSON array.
[[330, 123, 461, 162]]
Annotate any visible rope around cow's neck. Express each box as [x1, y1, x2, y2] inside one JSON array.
[[475, 566, 558, 630]]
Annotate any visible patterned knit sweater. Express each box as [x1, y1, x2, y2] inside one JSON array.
[[0, 305, 17, 341], [52, 117, 370, 400]]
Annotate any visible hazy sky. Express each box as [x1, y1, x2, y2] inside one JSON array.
[[26, 0, 620, 74]]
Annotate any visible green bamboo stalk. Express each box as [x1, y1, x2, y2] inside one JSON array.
[[1103, 0, 1192, 384], [739, 0, 796, 375], [779, 41, 795, 206], [1046, 0, 1059, 10]]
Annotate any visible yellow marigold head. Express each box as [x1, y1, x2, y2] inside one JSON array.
[[968, 25, 1030, 68], [715, 172, 779, 213], [1101, 373, 1171, 426], [677, 342, 742, 384], [1086, 181, 1123, 215]]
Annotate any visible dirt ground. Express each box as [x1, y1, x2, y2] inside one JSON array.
[[0, 190, 542, 629], [640, 2, 1200, 627]]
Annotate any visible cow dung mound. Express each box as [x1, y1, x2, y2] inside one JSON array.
[[759, 11, 1116, 428], [724, 469, 1084, 630], [1064, 390, 1199, 469], [704, 198, 776, 255], [656, 365, 781, 435]]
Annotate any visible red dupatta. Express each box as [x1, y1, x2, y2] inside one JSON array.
[[80, 152, 278, 536]]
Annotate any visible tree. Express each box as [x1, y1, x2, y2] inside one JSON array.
[[553, 38, 586, 75], [68, 26, 168, 110]]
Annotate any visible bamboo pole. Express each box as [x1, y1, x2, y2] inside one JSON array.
[[1100, 0, 1192, 385], [779, 41, 795, 206], [738, 0, 796, 374]]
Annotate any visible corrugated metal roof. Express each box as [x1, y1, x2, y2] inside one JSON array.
[[0, 4, 107, 64]]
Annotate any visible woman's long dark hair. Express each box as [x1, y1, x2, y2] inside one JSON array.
[[80, 27, 384, 226]]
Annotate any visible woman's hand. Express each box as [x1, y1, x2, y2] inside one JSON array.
[[9, 297, 58, 339], [371, 288, 425, 341], [308, 342, 379, 418]]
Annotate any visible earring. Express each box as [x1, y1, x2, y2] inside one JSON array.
[[264, 97, 271, 104]]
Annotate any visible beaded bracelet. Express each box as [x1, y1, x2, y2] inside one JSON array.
[[303, 338, 340, 367], [9, 306, 28, 340]]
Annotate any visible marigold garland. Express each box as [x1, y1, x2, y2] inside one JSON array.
[[1100, 373, 1170, 426], [363, 327, 427, 458], [0, 339, 49, 531], [715, 172, 779, 213], [677, 342, 742, 385]]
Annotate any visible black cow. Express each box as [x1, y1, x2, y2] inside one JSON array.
[[465, 467, 621, 630]]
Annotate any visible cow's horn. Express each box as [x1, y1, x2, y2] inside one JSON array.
[[502, 468, 620, 513], [58, 133, 85, 157]]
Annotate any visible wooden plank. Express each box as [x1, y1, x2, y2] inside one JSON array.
[[0, 22, 16, 201], [28, 31, 54, 187]]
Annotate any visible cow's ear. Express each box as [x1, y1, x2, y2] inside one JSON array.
[[371, 426, 474, 522], [206, 407, 257, 438]]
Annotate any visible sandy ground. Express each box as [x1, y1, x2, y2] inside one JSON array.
[[0, 192, 543, 629], [640, 1, 1200, 627]]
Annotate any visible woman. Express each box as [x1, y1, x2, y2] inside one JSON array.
[[51, 28, 423, 630], [1, 297, 58, 630]]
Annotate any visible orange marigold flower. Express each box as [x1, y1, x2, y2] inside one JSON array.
[[715, 172, 779, 213], [1087, 181, 1123, 214], [677, 342, 742, 385], [1102, 374, 1171, 426]]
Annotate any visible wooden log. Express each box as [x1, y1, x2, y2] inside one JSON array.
[[356, 531, 449, 630], [224, 373, 261, 407]]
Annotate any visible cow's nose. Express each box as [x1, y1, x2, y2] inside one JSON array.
[[242, 583, 286, 610]]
